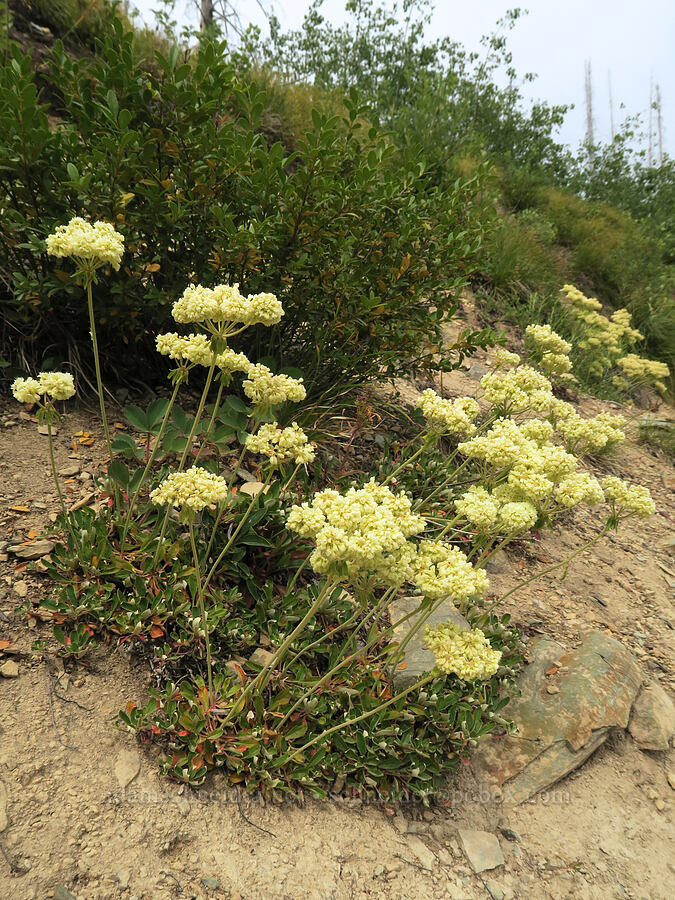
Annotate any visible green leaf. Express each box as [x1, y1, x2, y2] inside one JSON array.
[[108, 459, 130, 487], [125, 405, 149, 432]]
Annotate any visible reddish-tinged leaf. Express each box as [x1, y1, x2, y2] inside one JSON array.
[[149, 625, 164, 639]]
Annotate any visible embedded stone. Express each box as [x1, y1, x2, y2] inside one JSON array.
[[458, 829, 504, 873], [472, 632, 642, 803], [628, 681, 675, 751]]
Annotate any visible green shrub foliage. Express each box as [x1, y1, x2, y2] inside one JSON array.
[[0, 22, 488, 394]]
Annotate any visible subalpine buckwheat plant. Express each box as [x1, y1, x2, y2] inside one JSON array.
[[560, 284, 671, 397], [12, 218, 657, 800]]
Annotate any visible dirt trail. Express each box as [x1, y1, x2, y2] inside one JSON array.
[[0, 344, 674, 899]]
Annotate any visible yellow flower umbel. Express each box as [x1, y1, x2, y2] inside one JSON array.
[[11, 377, 42, 404], [287, 479, 425, 586], [246, 422, 315, 466], [424, 623, 502, 680], [418, 390, 479, 436], [46, 217, 124, 271], [150, 467, 229, 516], [601, 476, 656, 518], [46, 217, 125, 461], [12, 371, 75, 403], [243, 364, 306, 409], [11, 372, 76, 523]]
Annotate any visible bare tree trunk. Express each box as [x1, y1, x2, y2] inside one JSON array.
[[200, 0, 214, 30]]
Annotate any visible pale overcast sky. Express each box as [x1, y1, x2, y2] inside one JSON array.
[[131, 0, 674, 153]]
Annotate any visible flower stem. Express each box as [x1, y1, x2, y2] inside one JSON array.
[[85, 278, 112, 463], [288, 674, 434, 762], [483, 522, 612, 616], [219, 578, 339, 728], [46, 418, 69, 523], [119, 379, 181, 550], [189, 522, 214, 701]]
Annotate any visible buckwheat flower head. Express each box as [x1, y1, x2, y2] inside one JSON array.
[[494, 348, 521, 368], [508, 464, 555, 501], [424, 623, 502, 680], [459, 418, 536, 469], [601, 476, 655, 517], [171, 284, 221, 324], [539, 352, 573, 376], [11, 377, 42, 404], [286, 479, 425, 582], [419, 390, 479, 435], [520, 419, 555, 445], [480, 366, 554, 413], [497, 501, 538, 533], [156, 332, 214, 367], [525, 323, 572, 356], [554, 472, 604, 508], [212, 285, 284, 326], [46, 217, 124, 270], [243, 364, 306, 408], [150, 467, 229, 512], [246, 422, 315, 466], [215, 347, 252, 375], [412, 541, 489, 601], [38, 371, 75, 401], [454, 486, 500, 530]]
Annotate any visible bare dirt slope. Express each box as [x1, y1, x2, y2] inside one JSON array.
[[0, 353, 674, 899]]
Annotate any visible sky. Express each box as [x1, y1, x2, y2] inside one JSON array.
[[131, 0, 674, 154]]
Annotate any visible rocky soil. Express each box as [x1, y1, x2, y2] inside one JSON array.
[[1, 343, 674, 900]]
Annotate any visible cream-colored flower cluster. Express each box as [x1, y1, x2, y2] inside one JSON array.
[[150, 466, 229, 512], [616, 354, 670, 395], [560, 285, 645, 379], [155, 332, 252, 374], [480, 366, 554, 413], [246, 422, 315, 466], [46, 217, 124, 271], [12, 372, 75, 403], [601, 476, 655, 517], [556, 411, 626, 456], [553, 472, 605, 508], [424, 623, 502, 680], [243, 364, 306, 408], [171, 283, 284, 327], [419, 390, 479, 435], [286, 479, 425, 583], [522, 319, 577, 381], [156, 332, 214, 367], [454, 486, 500, 530], [412, 541, 490, 600], [493, 348, 521, 368], [525, 323, 572, 356]]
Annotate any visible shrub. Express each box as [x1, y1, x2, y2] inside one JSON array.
[[0, 24, 488, 396]]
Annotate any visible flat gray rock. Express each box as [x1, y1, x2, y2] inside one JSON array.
[[389, 595, 469, 689], [114, 749, 141, 789], [629, 681, 675, 751], [472, 632, 643, 803], [458, 829, 505, 873], [8, 539, 55, 559]]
